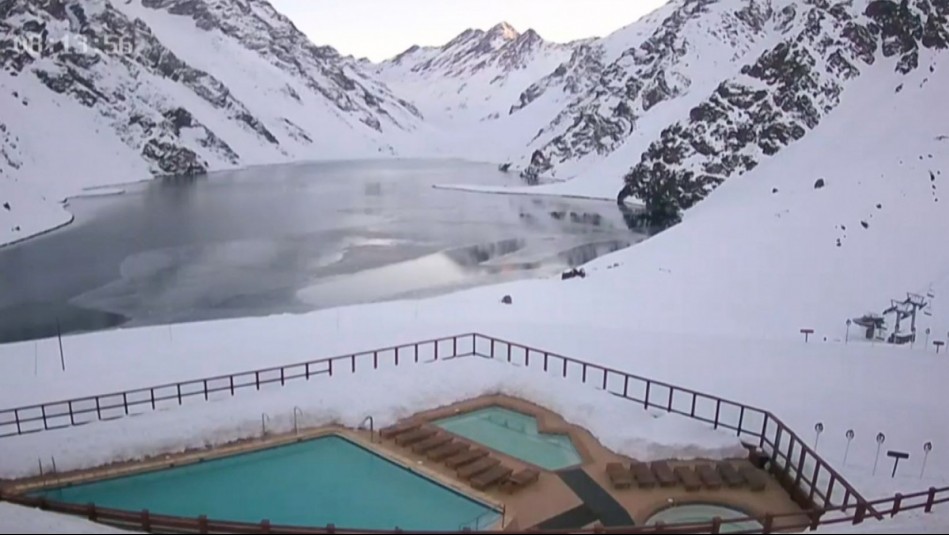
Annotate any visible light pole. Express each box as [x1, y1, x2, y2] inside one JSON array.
[[873, 433, 886, 476], [844, 429, 855, 465], [814, 422, 824, 451], [846, 319, 852, 344], [921, 442, 933, 479]]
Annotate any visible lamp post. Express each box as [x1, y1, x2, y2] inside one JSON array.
[[846, 319, 852, 344], [814, 422, 824, 451], [921, 442, 933, 479], [844, 429, 855, 465], [873, 433, 886, 475]]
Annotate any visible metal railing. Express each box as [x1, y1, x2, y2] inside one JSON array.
[[0, 334, 473, 438], [470, 333, 874, 517], [1, 486, 946, 534]]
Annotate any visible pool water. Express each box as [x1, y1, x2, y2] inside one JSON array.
[[646, 504, 763, 533], [434, 406, 582, 470], [36, 436, 498, 531]]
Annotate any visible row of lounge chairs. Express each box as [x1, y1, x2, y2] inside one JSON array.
[[607, 460, 767, 493], [380, 422, 540, 493]]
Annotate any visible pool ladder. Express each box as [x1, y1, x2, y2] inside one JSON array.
[[261, 412, 271, 437], [293, 406, 304, 434], [359, 415, 375, 443]]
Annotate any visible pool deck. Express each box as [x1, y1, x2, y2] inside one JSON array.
[[2, 394, 811, 532]]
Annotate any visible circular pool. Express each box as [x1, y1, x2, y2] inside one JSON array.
[[645, 504, 763, 533]]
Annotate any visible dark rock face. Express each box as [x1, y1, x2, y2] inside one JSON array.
[[815, 178, 826, 189], [518, 0, 775, 182], [621, 0, 949, 220], [141, 139, 206, 176]]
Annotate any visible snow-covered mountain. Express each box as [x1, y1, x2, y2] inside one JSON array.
[[376, 22, 576, 126], [0, 0, 426, 245], [3, 0, 949, 248]]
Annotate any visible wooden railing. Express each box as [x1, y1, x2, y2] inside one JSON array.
[[4, 332, 945, 533]]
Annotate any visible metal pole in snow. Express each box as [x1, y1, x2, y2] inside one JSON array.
[[56, 319, 65, 372], [846, 320, 852, 344]]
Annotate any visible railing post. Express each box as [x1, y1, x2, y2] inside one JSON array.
[[68, 401, 75, 425], [255, 371, 260, 391], [373, 351, 378, 369], [762, 514, 774, 534], [853, 503, 867, 525], [795, 448, 806, 488], [810, 510, 821, 531], [230, 376, 235, 395], [525, 348, 530, 367], [738, 406, 745, 436], [760, 414, 769, 448], [714, 399, 721, 430], [582, 363, 587, 382], [667, 389, 673, 411], [691, 394, 697, 417], [141, 509, 151, 532], [177, 384, 182, 405], [507, 344, 512, 363], [544, 353, 548, 372], [562, 358, 567, 378], [41, 405, 48, 430], [435, 341, 439, 360], [203, 380, 209, 400], [623, 375, 629, 397], [490, 339, 495, 358], [280, 368, 285, 386], [644, 382, 651, 409], [149, 390, 155, 410], [711, 516, 722, 534], [96, 398, 102, 420], [122, 393, 128, 415], [395, 347, 400, 366], [602, 370, 608, 390], [891, 493, 903, 518], [826, 476, 836, 510], [809, 462, 820, 504], [14, 409, 21, 434], [415, 344, 419, 363], [925, 487, 937, 513], [453, 337, 457, 357]]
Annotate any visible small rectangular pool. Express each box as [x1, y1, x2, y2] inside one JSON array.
[[434, 406, 582, 470], [35, 435, 499, 531]]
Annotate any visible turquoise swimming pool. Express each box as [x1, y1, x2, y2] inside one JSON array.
[[434, 406, 582, 470], [36, 436, 499, 531]]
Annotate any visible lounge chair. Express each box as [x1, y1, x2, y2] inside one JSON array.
[[739, 465, 768, 492], [379, 422, 419, 439], [445, 448, 489, 469], [394, 427, 437, 446], [500, 468, 540, 494], [674, 466, 702, 492], [411, 433, 451, 454], [471, 465, 514, 490], [428, 441, 468, 461], [650, 461, 679, 488], [717, 462, 746, 489], [697, 464, 723, 491], [458, 457, 501, 479], [630, 462, 657, 489], [606, 462, 633, 489]]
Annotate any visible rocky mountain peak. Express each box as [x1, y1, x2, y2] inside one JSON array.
[[487, 21, 521, 41]]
